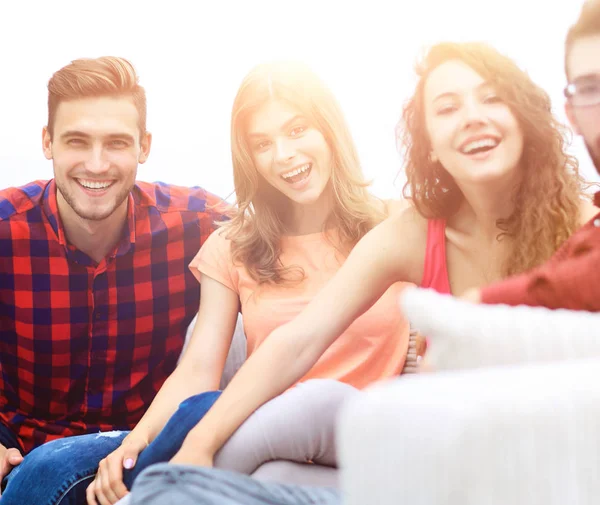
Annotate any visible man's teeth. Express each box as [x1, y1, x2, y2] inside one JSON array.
[[78, 179, 112, 189], [282, 164, 310, 179], [462, 138, 498, 154]]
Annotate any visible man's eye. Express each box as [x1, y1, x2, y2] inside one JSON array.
[[67, 138, 85, 146], [579, 83, 600, 95], [109, 140, 128, 148]]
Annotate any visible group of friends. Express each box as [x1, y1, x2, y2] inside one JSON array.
[[0, 1, 599, 504]]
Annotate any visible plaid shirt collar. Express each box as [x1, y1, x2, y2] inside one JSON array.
[[41, 179, 137, 264]]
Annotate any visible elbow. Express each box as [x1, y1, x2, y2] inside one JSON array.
[[271, 322, 324, 377]]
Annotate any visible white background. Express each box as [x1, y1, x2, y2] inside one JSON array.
[[0, 0, 596, 199]]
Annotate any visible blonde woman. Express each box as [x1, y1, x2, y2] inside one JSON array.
[[80, 62, 412, 505]]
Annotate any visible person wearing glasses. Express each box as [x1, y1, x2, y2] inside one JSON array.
[[564, 2, 600, 170]]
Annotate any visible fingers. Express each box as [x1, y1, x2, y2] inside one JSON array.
[[86, 480, 98, 505], [86, 458, 127, 505], [85, 436, 146, 505], [0, 448, 24, 495], [5, 448, 23, 467], [121, 437, 147, 470], [105, 453, 129, 499], [99, 458, 124, 504]]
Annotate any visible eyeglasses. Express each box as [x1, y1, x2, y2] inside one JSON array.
[[564, 76, 600, 107]]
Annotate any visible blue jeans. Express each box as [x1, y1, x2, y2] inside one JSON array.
[[130, 465, 341, 505], [1, 392, 220, 505]]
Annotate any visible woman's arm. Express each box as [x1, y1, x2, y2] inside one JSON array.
[[129, 275, 240, 444], [174, 211, 425, 462], [87, 274, 240, 504]]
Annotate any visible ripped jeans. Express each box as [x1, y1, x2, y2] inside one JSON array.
[[0, 392, 221, 505], [0, 427, 129, 505], [2, 380, 356, 505]]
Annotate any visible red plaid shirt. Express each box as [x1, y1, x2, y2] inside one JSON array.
[[0, 180, 227, 453]]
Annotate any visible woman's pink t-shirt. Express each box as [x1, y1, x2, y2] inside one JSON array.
[[189, 229, 412, 389]]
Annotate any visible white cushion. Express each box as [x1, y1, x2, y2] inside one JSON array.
[[338, 359, 600, 505], [399, 288, 600, 371]]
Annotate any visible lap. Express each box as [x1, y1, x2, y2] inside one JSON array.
[[2, 430, 129, 505], [215, 379, 358, 473]]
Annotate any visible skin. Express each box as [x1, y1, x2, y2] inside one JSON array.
[[87, 99, 338, 504], [565, 34, 600, 172], [42, 96, 152, 263], [0, 95, 151, 497], [166, 59, 586, 468], [466, 33, 600, 303], [248, 100, 334, 234]]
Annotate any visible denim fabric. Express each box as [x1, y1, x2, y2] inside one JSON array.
[[130, 464, 341, 505], [1, 430, 128, 505], [124, 391, 221, 486], [0, 391, 221, 505]]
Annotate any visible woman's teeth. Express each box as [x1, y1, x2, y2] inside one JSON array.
[[282, 164, 310, 180], [461, 138, 499, 155], [281, 164, 311, 184]]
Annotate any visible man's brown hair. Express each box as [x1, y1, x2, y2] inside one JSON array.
[[47, 56, 146, 138], [565, 1, 600, 79]]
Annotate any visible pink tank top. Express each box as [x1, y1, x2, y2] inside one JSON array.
[[420, 219, 452, 295]]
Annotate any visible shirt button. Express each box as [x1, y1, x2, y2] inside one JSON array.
[[594, 218, 600, 228]]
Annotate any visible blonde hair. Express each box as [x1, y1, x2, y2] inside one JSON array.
[[400, 42, 589, 276], [47, 56, 146, 138], [223, 62, 385, 284]]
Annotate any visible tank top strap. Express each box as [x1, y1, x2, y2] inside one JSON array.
[[420, 218, 452, 295]]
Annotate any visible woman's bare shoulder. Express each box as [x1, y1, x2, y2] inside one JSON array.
[[383, 197, 412, 216], [375, 205, 428, 284]]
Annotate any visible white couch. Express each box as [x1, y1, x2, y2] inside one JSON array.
[[338, 289, 600, 505]]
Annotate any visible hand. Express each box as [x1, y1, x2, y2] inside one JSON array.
[[418, 356, 434, 373], [0, 446, 23, 496], [86, 434, 148, 505], [170, 439, 214, 468]]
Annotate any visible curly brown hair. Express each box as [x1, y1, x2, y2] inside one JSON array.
[[400, 42, 590, 276]]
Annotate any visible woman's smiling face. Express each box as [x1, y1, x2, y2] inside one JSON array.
[[247, 99, 333, 207], [424, 59, 524, 186]]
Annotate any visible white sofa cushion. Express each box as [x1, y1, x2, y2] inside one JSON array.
[[399, 288, 600, 371], [338, 359, 600, 505]]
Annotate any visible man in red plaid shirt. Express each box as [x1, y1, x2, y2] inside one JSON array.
[[0, 56, 227, 502]]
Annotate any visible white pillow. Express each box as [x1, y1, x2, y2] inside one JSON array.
[[339, 358, 600, 505], [399, 288, 600, 370]]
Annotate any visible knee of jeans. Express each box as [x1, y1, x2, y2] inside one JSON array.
[[178, 391, 221, 412], [7, 436, 78, 483]]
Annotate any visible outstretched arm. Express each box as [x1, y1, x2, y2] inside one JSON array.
[[173, 211, 424, 465]]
